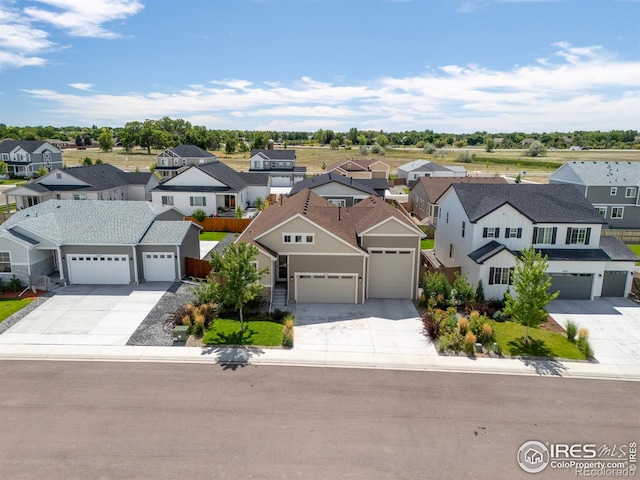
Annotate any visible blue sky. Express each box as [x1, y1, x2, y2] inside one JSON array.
[[0, 0, 639, 133]]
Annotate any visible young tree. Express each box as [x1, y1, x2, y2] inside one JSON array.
[[0, 161, 8, 177], [485, 137, 495, 152], [36, 166, 48, 177], [75, 134, 83, 147], [504, 247, 559, 343], [98, 131, 114, 152], [197, 242, 269, 333], [524, 141, 547, 157]]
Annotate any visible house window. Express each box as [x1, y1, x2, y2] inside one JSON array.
[[283, 233, 314, 244], [505, 227, 522, 238], [482, 227, 500, 238], [610, 187, 617, 196], [278, 161, 283, 167], [0, 252, 11, 273], [488, 267, 512, 285], [533, 227, 556, 244], [161, 195, 174, 206], [190, 196, 206, 207], [160, 158, 168, 166], [73, 193, 87, 200], [253, 161, 260, 169], [625, 187, 637, 198], [461, 221, 465, 237], [173, 158, 179, 166], [44, 151, 51, 166], [596, 206, 607, 218], [182, 159, 187, 166], [611, 207, 624, 219], [286, 162, 291, 167], [1, 154, 7, 161], [24, 196, 40, 207], [56, 172, 62, 179], [566, 227, 591, 245], [329, 199, 346, 207]]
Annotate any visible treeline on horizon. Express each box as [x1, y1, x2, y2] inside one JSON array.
[[1, 118, 638, 152]]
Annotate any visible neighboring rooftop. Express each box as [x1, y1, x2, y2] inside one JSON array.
[[398, 159, 451, 173], [452, 183, 608, 224], [288, 172, 379, 197], [165, 144, 215, 158], [409, 176, 509, 203], [0, 139, 53, 153], [250, 149, 296, 160], [153, 161, 248, 192], [550, 161, 640, 186]]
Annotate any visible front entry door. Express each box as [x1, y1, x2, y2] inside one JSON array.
[[278, 255, 288, 282]]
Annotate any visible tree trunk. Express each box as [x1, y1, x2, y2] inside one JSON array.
[[525, 323, 530, 344], [239, 307, 244, 334]]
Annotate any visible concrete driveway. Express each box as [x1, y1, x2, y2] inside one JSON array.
[[291, 299, 437, 357], [0, 283, 171, 346], [548, 297, 640, 366]]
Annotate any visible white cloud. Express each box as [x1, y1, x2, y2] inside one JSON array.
[[68, 82, 93, 91], [0, 0, 143, 69], [17, 43, 640, 132]]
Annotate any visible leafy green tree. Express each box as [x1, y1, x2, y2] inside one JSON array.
[[423, 142, 436, 154], [83, 135, 92, 146], [504, 247, 559, 343], [224, 136, 237, 154], [120, 121, 142, 152], [0, 161, 8, 177], [524, 141, 547, 157], [75, 134, 83, 147], [196, 242, 269, 332], [98, 130, 114, 152], [375, 134, 389, 148], [94, 158, 103, 165], [36, 166, 48, 177], [329, 139, 340, 150], [485, 137, 495, 152], [82, 157, 92, 165], [454, 139, 466, 148], [250, 132, 269, 150]]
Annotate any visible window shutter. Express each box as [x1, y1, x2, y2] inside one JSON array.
[[532, 227, 538, 243], [517, 228, 522, 238], [551, 227, 557, 244], [495, 228, 500, 238], [483, 227, 488, 238], [585, 228, 591, 244], [565, 228, 571, 245], [488, 267, 494, 285]]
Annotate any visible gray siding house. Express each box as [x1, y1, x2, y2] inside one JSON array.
[[155, 144, 217, 179], [549, 161, 640, 229], [0, 200, 200, 286], [0, 140, 64, 177]]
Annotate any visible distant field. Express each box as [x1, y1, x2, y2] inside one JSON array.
[[61, 146, 640, 182]]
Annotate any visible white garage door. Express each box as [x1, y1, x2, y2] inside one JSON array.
[[68, 254, 130, 285], [296, 274, 357, 304], [143, 252, 176, 281], [368, 250, 414, 298]]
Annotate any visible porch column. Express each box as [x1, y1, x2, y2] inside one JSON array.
[[132, 245, 139, 285], [56, 247, 65, 282]]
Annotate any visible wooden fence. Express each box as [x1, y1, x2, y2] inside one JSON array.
[[185, 257, 212, 279], [185, 217, 251, 233], [419, 251, 460, 285], [600, 229, 640, 244]]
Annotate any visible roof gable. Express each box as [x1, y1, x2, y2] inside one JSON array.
[[289, 172, 378, 196], [409, 176, 509, 203]]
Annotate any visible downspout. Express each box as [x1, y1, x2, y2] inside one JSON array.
[[56, 247, 65, 283], [132, 245, 139, 285], [176, 245, 182, 281]]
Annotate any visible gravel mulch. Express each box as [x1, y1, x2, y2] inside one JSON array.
[[126, 282, 196, 346], [0, 292, 55, 335]]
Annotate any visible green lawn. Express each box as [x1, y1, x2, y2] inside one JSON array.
[[491, 321, 586, 360], [202, 319, 284, 346], [421, 238, 434, 250], [199, 232, 228, 241], [0, 179, 26, 186], [628, 244, 640, 265], [0, 298, 33, 323]]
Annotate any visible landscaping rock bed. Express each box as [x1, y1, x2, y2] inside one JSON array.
[[127, 282, 196, 346]]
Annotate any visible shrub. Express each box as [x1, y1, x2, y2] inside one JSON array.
[[422, 309, 441, 340], [579, 338, 594, 358], [457, 151, 475, 163], [479, 323, 493, 344], [423, 142, 436, 154], [452, 272, 475, 308], [422, 272, 452, 309], [358, 145, 368, 155], [524, 142, 547, 157], [270, 308, 289, 323], [577, 327, 589, 341], [475, 280, 485, 303], [440, 331, 464, 352], [282, 315, 294, 348], [191, 208, 206, 222], [234, 206, 243, 219], [493, 310, 507, 322], [181, 314, 192, 327], [457, 318, 469, 336], [191, 312, 206, 338], [370, 144, 386, 155], [464, 332, 478, 355], [7, 276, 23, 292], [566, 321, 578, 343]]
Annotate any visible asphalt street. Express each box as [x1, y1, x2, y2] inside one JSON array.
[[0, 361, 637, 480]]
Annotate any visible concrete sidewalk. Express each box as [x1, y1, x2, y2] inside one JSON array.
[[0, 342, 638, 382]]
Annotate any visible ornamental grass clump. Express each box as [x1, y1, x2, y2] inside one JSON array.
[[457, 318, 469, 336], [577, 328, 594, 357], [565, 321, 578, 343], [464, 332, 478, 355], [282, 315, 295, 348]]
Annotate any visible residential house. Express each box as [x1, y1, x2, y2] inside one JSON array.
[[396, 159, 466, 185], [325, 158, 390, 179], [434, 184, 638, 300], [5, 164, 159, 210], [151, 161, 271, 216], [0, 200, 200, 286], [408, 176, 508, 225], [288, 172, 388, 205], [248, 149, 306, 190], [236, 189, 424, 304], [0, 140, 64, 177], [549, 161, 640, 230], [155, 144, 217, 179]]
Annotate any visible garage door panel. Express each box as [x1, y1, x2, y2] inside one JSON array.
[[549, 273, 592, 300], [143, 252, 176, 281], [68, 254, 130, 285], [601, 271, 627, 297], [368, 250, 413, 299], [296, 274, 357, 304]]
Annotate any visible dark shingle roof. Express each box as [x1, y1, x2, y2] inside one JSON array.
[[36, 164, 153, 192], [239, 172, 270, 186], [289, 173, 378, 196], [0, 139, 49, 153], [452, 184, 607, 224], [532, 248, 610, 261], [250, 149, 296, 160], [599, 236, 640, 262], [468, 240, 509, 264], [168, 144, 214, 158], [409, 176, 508, 203], [197, 161, 248, 191]]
